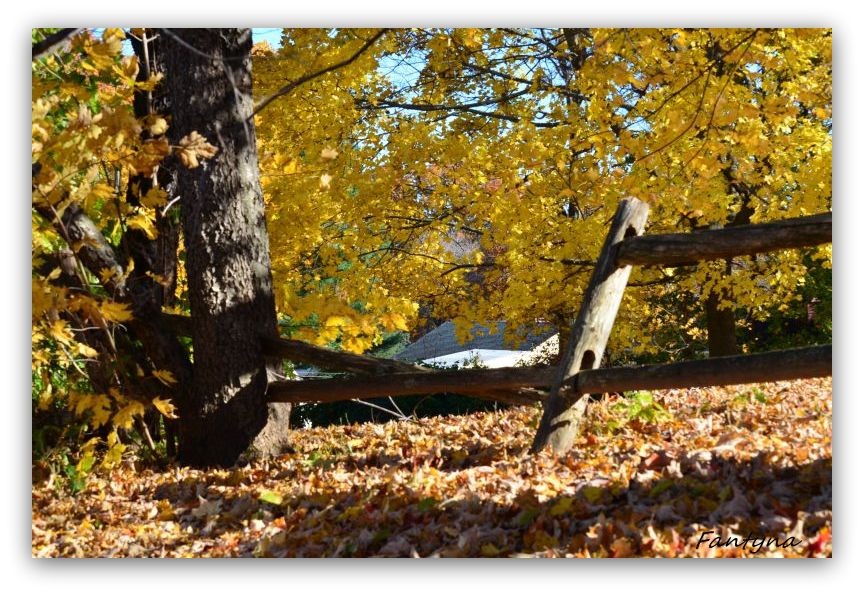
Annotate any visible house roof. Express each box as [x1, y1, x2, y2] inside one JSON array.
[[420, 349, 536, 369], [393, 321, 556, 363]]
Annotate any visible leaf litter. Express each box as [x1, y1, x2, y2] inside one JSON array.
[[32, 378, 831, 557]]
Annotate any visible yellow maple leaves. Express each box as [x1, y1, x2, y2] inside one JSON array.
[[255, 28, 830, 359], [32, 29, 190, 470]]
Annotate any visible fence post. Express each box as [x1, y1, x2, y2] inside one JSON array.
[[531, 197, 650, 454]]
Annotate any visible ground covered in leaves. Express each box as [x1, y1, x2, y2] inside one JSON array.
[[32, 378, 832, 557]]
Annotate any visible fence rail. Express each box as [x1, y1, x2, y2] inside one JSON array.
[[616, 212, 831, 266], [266, 345, 831, 405]]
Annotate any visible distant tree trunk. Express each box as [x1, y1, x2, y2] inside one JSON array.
[[164, 28, 290, 467], [704, 189, 756, 358], [705, 271, 738, 358]]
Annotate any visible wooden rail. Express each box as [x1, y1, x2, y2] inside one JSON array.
[[576, 345, 831, 395], [261, 336, 428, 376], [267, 366, 549, 406], [616, 212, 831, 267], [265, 345, 831, 405]]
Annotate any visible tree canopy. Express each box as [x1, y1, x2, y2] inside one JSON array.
[[253, 28, 831, 357]]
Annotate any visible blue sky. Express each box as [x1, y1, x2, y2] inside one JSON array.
[[252, 28, 284, 49]]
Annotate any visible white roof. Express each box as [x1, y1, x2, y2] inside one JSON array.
[[420, 333, 560, 369], [422, 349, 535, 369]]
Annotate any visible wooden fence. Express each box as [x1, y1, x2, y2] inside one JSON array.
[[166, 198, 832, 453]]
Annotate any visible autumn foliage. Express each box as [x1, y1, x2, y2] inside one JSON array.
[[32, 378, 831, 557], [253, 28, 831, 354]]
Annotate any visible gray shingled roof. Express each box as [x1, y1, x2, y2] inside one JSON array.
[[393, 321, 556, 363]]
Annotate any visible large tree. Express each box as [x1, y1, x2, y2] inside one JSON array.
[[162, 28, 290, 466], [32, 28, 290, 468]]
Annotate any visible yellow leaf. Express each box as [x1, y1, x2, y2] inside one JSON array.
[[146, 271, 169, 286], [144, 115, 169, 136], [127, 213, 158, 239], [76, 342, 99, 358], [341, 334, 371, 353], [99, 267, 118, 284], [324, 315, 352, 328], [48, 319, 74, 344], [89, 183, 115, 202], [112, 400, 146, 430], [152, 397, 178, 419], [71, 392, 112, 427], [381, 312, 409, 332], [141, 187, 168, 209], [100, 300, 133, 323], [120, 55, 139, 80], [152, 369, 177, 386]]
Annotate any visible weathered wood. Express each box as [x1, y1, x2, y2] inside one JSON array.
[[266, 344, 831, 407], [576, 345, 831, 395], [617, 212, 831, 267], [531, 197, 650, 454], [267, 367, 551, 406], [261, 335, 429, 375], [164, 320, 537, 403]]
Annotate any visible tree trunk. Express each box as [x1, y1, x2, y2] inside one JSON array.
[[164, 28, 289, 467], [129, 29, 184, 455], [705, 279, 738, 357]]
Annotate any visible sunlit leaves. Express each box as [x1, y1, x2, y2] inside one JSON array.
[[143, 115, 169, 136], [152, 369, 177, 387], [112, 400, 146, 430], [255, 28, 830, 357], [152, 397, 178, 419], [98, 300, 133, 323], [31, 28, 184, 469]]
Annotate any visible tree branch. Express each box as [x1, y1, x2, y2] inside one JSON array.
[[32, 28, 82, 61], [250, 29, 388, 119]]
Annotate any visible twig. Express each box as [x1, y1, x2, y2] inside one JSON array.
[[350, 398, 412, 422], [32, 28, 82, 61], [161, 195, 183, 217], [250, 29, 388, 119]]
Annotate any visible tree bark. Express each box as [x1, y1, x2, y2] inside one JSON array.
[[128, 29, 184, 454], [705, 281, 738, 357], [164, 28, 289, 466]]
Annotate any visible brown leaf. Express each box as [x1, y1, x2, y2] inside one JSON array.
[[175, 131, 219, 169]]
